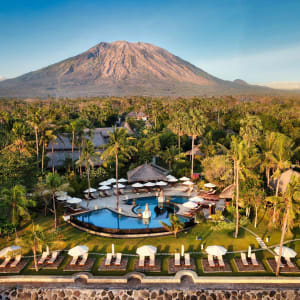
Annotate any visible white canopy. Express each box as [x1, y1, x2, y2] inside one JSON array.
[[274, 246, 297, 258], [118, 178, 128, 183], [132, 183, 144, 188], [204, 183, 216, 188], [156, 181, 168, 186], [180, 176, 190, 181], [189, 196, 204, 202], [67, 197, 82, 204], [107, 178, 116, 184], [84, 188, 97, 193], [0, 246, 21, 257], [183, 201, 198, 209], [56, 195, 72, 201], [113, 183, 126, 189], [99, 181, 110, 186], [98, 185, 111, 190], [144, 182, 156, 187], [183, 180, 194, 186], [68, 245, 89, 257], [136, 245, 157, 256], [205, 245, 227, 256], [168, 177, 178, 182]]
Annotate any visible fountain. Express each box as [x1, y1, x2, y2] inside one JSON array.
[[142, 203, 151, 219]]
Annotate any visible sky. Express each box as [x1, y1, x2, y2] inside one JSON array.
[[0, 0, 300, 84]]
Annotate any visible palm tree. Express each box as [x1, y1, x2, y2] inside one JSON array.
[[275, 175, 300, 276], [185, 109, 207, 176], [76, 139, 99, 203], [1, 185, 35, 226], [101, 127, 136, 210], [45, 172, 69, 229], [239, 114, 263, 147], [160, 214, 184, 238]]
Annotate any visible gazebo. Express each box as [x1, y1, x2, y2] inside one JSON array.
[[127, 163, 168, 183], [219, 184, 234, 200]]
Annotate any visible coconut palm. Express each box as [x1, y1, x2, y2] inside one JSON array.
[[160, 214, 184, 238], [1, 185, 35, 226], [101, 127, 136, 210], [239, 114, 263, 147]]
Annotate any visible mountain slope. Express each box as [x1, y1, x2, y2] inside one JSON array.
[[0, 41, 276, 97]]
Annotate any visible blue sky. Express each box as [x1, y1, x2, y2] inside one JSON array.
[[0, 0, 300, 83]]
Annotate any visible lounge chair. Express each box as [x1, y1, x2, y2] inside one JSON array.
[[91, 193, 97, 199], [70, 256, 78, 266], [138, 255, 145, 267], [0, 256, 11, 268], [115, 253, 122, 266], [38, 251, 49, 265], [174, 253, 180, 266], [105, 253, 112, 266], [208, 255, 215, 268], [84, 194, 91, 200], [251, 253, 259, 266], [184, 253, 191, 266], [275, 255, 284, 268], [79, 253, 88, 266], [218, 255, 225, 268], [286, 257, 296, 269], [47, 251, 59, 264], [10, 255, 21, 268], [241, 253, 248, 266], [119, 189, 125, 195], [104, 191, 111, 197], [149, 255, 155, 267]]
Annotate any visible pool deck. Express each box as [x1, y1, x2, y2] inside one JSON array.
[[79, 186, 225, 219]]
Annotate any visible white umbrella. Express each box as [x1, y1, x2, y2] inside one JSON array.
[[248, 246, 252, 258], [168, 177, 178, 183], [107, 178, 116, 184], [99, 181, 110, 186], [189, 196, 204, 202], [68, 245, 89, 257], [136, 245, 157, 256], [98, 185, 111, 190], [180, 176, 190, 181], [113, 183, 126, 189], [156, 181, 168, 186], [181, 245, 185, 256], [132, 183, 144, 188], [55, 191, 67, 197], [67, 197, 82, 204], [205, 245, 227, 256], [118, 178, 128, 183], [84, 188, 97, 193], [204, 183, 216, 188], [274, 246, 297, 258], [0, 246, 21, 257], [144, 182, 156, 187], [56, 195, 72, 201], [183, 180, 194, 186], [183, 201, 198, 209]]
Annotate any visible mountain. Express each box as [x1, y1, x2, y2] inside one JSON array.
[[0, 41, 277, 98], [259, 81, 300, 90]]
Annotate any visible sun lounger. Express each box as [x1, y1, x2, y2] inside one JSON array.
[[104, 191, 111, 197], [174, 253, 180, 266], [119, 189, 125, 195], [10, 255, 21, 268], [105, 253, 112, 266], [286, 257, 296, 269], [79, 253, 88, 266], [149, 255, 155, 267], [138, 255, 145, 267], [218, 255, 225, 268], [0, 256, 11, 268], [90, 193, 97, 199], [208, 255, 215, 268], [241, 252, 248, 266], [84, 194, 91, 200], [47, 251, 59, 264], [184, 253, 191, 266], [251, 253, 259, 266], [115, 253, 122, 266], [70, 256, 78, 266], [275, 255, 284, 268], [38, 251, 49, 265]]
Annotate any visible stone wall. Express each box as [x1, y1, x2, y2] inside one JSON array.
[[0, 288, 299, 300]]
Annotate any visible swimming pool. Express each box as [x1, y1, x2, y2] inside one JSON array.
[[72, 196, 192, 234]]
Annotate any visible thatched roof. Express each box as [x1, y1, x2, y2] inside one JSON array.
[[127, 163, 168, 183], [185, 145, 204, 156], [270, 169, 300, 194], [219, 184, 234, 199]]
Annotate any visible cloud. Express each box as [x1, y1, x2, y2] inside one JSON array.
[[196, 44, 300, 83], [0, 76, 6, 81]]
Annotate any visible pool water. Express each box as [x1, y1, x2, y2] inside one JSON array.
[[75, 196, 190, 230]]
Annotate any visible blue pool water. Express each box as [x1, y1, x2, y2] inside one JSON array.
[[75, 196, 190, 230]]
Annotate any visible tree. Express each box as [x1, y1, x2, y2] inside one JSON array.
[[275, 175, 300, 276], [101, 128, 136, 210], [1, 185, 35, 226], [160, 214, 184, 238], [239, 114, 263, 147]]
